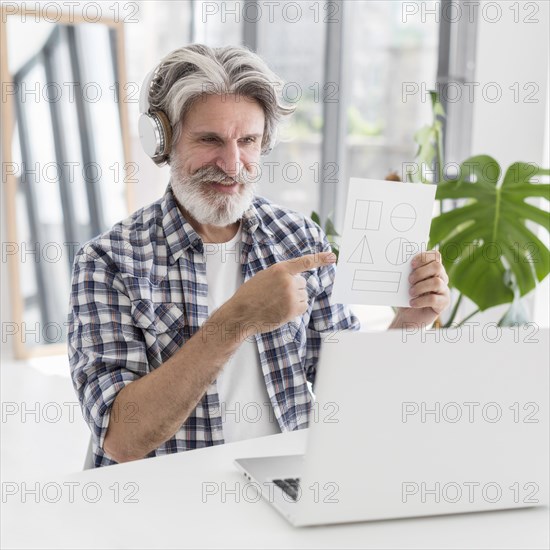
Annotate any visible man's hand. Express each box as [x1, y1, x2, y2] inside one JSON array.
[[226, 251, 337, 338], [390, 250, 451, 329]]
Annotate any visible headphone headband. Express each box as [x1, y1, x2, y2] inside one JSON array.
[[139, 68, 157, 113]]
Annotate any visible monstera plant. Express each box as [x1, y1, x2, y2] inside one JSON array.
[[429, 156, 550, 325], [413, 93, 550, 326]]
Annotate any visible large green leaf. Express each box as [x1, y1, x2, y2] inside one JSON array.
[[429, 156, 550, 310]]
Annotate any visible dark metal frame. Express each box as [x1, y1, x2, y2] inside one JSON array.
[[242, 0, 258, 51], [320, 1, 349, 223], [45, 26, 77, 269], [437, 0, 478, 168]]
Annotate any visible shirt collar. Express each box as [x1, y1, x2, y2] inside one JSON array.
[[161, 183, 275, 265]]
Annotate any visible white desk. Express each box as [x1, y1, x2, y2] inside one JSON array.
[[2, 430, 548, 549]]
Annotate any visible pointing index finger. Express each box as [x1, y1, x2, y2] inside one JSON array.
[[281, 251, 337, 275]]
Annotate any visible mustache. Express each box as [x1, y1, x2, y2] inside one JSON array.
[[176, 164, 251, 187]]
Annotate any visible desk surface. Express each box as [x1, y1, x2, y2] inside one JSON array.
[[2, 430, 548, 549]]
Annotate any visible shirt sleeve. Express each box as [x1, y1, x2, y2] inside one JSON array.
[[67, 242, 149, 454], [305, 226, 361, 386]]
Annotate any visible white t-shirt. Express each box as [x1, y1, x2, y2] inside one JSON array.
[[204, 222, 281, 443]]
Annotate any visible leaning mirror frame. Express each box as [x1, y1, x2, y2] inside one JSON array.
[[0, 5, 134, 359]]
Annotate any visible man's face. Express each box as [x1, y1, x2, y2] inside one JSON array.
[[170, 93, 265, 227]]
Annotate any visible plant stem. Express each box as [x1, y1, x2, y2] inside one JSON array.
[[436, 126, 444, 185], [457, 308, 481, 327], [443, 292, 463, 328]]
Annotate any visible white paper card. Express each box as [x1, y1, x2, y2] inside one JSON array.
[[332, 178, 436, 307]]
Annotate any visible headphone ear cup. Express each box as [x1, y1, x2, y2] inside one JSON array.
[[154, 110, 173, 158], [138, 113, 161, 159], [138, 110, 173, 165]]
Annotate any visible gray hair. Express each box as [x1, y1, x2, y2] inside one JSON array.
[[147, 44, 296, 163]]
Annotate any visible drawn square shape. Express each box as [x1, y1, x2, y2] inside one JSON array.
[[352, 200, 382, 231]]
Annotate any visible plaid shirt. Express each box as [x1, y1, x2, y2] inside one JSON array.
[[68, 184, 360, 467]]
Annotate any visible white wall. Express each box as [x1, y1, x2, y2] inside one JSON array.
[[464, 0, 549, 326], [471, 1, 548, 162]]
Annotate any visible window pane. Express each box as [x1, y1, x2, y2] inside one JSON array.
[[12, 123, 41, 330], [256, 0, 326, 216], [76, 23, 127, 230], [345, 1, 439, 184], [50, 27, 90, 235], [194, 0, 242, 46]]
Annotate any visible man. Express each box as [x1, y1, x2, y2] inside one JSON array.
[[68, 44, 450, 467]]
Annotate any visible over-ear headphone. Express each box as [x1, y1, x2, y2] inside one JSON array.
[[138, 68, 173, 165]]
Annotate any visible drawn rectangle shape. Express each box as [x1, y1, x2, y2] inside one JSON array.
[[352, 200, 369, 229], [366, 201, 382, 230], [352, 270, 401, 293]]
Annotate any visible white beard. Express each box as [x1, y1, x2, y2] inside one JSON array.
[[170, 158, 257, 227]]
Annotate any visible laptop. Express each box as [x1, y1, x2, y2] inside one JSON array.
[[234, 327, 549, 526]]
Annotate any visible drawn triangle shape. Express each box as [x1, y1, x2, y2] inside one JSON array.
[[348, 236, 374, 264]]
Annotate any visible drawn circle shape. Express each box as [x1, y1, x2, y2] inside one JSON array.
[[385, 237, 418, 265], [390, 203, 417, 232]]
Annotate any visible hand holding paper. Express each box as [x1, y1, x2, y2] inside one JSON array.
[[392, 249, 451, 326]]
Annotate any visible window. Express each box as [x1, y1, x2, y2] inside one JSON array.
[[182, 0, 444, 328]]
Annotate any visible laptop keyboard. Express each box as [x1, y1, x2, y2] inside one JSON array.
[[272, 477, 301, 501]]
